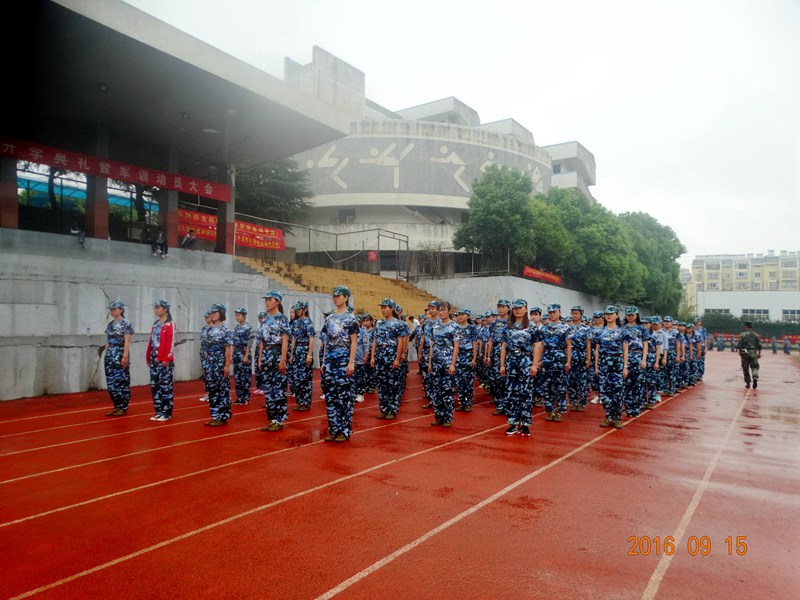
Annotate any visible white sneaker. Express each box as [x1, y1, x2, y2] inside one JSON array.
[[355, 394, 364, 403], [320, 394, 326, 400], [199, 395, 208, 402], [150, 415, 171, 421], [153, 252, 158, 256], [590, 397, 601, 404], [653, 394, 661, 402]]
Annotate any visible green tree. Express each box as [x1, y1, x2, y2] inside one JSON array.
[[453, 165, 536, 266], [573, 204, 647, 300], [529, 198, 578, 275], [234, 158, 313, 231], [620, 212, 686, 314]]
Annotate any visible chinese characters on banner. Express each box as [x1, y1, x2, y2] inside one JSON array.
[[178, 209, 285, 250], [1, 138, 231, 203], [523, 265, 563, 286], [367, 251, 378, 262]]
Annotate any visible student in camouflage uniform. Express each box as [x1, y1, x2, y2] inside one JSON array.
[[692, 317, 707, 380], [621, 306, 649, 417], [146, 299, 175, 422], [257, 291, 290, 432], [589, 310, 605, 403], [485, 299, 511, 415], [198, 311, 212, 403], [643, 317, 663, 409], [103, 300, 133, 417], [288, 301, 316, 411], [202, 303, 233, 426], [320, 286, 360, 442], [529, 307, 545, 407], [738, 321, 763, 389], [253, 311, 268, 398], [232, 307, 254, 406], [537, 303, 572, 422], [566, 305, 592, 412], [353, 314, 371, 402], [661, 317, 680, 396], [428, 300, 460, 427], [394, 304, 411, 402], [371, 298, 406, 420], [420, 301, 440, 408], [594, 305, 631, 429], [454, 308, 478, 412], [501, 299, 540, 437]]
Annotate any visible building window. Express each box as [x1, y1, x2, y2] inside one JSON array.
[[736, 271, 748, 279], [337, 208, 356, 225], [735, 262, 749, 270], [769, 281, 778, 290], [735, 282, 750, 290], [754, 272, 761, 278], [780, 259, 798, 268], [752, 282, 761, 290], [706, 308, 730, 315], [742, 309, 769, 321], [706, 282, 718, 289], [553, 164, 561, 174], [707, 272, 719, 280], [769, 271, 777, 278], [696, 282, 703, 291], [781, 280, 797, 289], [706, 262, 721, 270], [783, 309, 800, 323]]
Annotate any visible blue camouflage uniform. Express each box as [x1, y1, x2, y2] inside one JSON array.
[[321, 309, 360, 439], [644, 319, 663, 406], [429, 318, 460, 425], [503, 319, 539, 429], [373, 309, 406, 417], [232, 316, 254, 405], [104, 316, 134, 412], [566, 316, 592, 409], [258, 311, 291, 424], [147, 312, 175, 420], [289, 314, 316, 409], [662, 320, 680, 395], [488, 310, 510, 413], [203, 322, 233, 422], [622, 312, 649, 417], [455, 316, 478, 410], [420, 313, 438, 402], [595, 317, 631, 425], [353, 321, 372, 397], [539, 309, 571, 418]]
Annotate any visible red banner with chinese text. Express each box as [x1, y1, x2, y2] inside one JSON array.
[[2, 138, 231, 202], [523, 265, 562, 286], [178, 209, 285, 250]]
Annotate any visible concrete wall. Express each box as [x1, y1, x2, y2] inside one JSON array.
[[695, 290, 800, 321], [417, 276, 605, 316], [0, 229, 331, 401]]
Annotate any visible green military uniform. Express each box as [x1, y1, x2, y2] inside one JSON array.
[[738, 326, 762, 388]]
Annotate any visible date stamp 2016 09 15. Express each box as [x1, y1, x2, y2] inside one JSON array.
[[628, 535, 748, 556]]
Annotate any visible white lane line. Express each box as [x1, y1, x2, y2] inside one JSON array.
[[0, 408, 452, 526], [0, 398, 390, 483], [7, 422, 507, 600], [640, 390, 750, 600]]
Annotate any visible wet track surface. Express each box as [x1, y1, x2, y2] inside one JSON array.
[[1, 351, 798, 599]]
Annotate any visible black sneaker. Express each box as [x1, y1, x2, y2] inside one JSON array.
[[505, 424, 519, 435], [745, 381, 750, 389], [519, 425, 531, 437], [752, 378, 758, 389]]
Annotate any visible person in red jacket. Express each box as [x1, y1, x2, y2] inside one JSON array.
[[146, 298, 176, 421]]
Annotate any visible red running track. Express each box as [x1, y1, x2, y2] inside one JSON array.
[[1, 352, 798, 599]]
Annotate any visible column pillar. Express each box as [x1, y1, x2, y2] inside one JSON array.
[[84, 130, 109, 239], [0, 157, 18, 229], [159, 146, 180, 248], [215, 164, 235, 254]]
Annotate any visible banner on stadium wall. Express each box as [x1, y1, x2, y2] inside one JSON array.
[[2, 138, 231, 202], [523, 265, 562, 286], [178, 209, 285, 250]]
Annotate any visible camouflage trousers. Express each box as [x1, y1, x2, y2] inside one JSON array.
[[540, 355, 568, 414], [149, 355, 174, 418], [504, 353, 533, 426], [289, 346, 313, 408], [429, 361, 455, 423], [598, 354, 624, 422], [104, 346, 131, 410], [622, 353, 645, 417], [202, 351, 232, 421], [567, 355, 590, 407], [260, 347, 288, 423], [375, 349, 404, 416], [322, 348, 355, 437], [232, 347, 252, 405], [454, 355, 475, 408], [740, 351, 759, 384]]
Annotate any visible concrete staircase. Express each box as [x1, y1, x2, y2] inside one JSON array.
[[235, 258, 439, 318]]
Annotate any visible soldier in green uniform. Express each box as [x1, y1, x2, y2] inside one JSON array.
[[738, 321, 762, 389]]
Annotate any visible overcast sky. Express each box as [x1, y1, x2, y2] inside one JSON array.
[[124, 0, 799, 269]]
